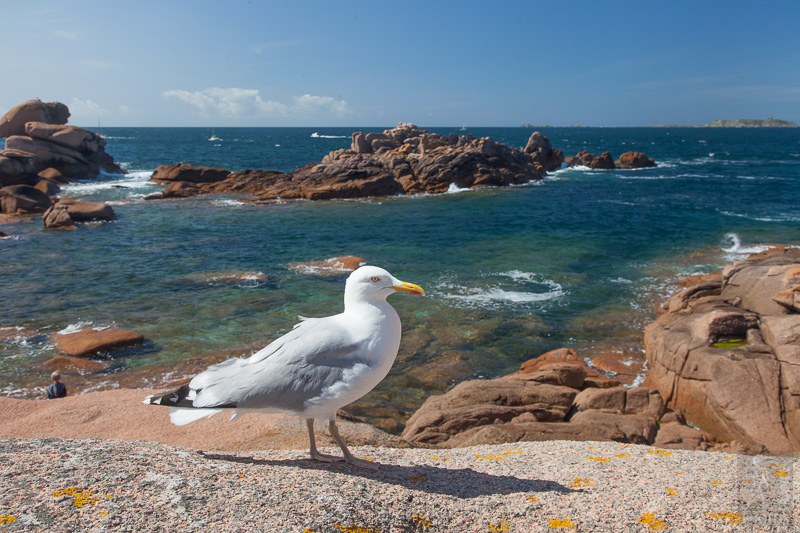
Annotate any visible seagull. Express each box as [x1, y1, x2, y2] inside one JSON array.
[[145, 266, 424, 469]]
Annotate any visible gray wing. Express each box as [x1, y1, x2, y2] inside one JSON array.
[[188, 315, 363, 412]]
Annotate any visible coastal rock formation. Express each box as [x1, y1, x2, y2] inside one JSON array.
[[0, 99, 69, 138], [0, 184, 52, 214], [145, 164, 283, 200], [43, 199, 116, 229], [401, 348, 707, 450], [643, 245, 800, 454], [52, 328, 145, 358], [150, 163, 230, 184], [0, 149, 40, 187], [0, 99, 123, 189], [616, 151, 656, 169], [147, 125, 561, 202], [565, 150, 656, 170], [269, 124, 553, 200]]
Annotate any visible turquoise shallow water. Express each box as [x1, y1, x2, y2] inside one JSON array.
[[1, 126, 798, 431]]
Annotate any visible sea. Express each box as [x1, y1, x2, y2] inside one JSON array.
[[1, 126, 798, 432]]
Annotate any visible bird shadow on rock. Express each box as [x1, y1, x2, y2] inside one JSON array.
[[198, 451, 572, 499]]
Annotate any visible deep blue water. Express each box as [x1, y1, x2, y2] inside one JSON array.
[[2, 126, 798, 430]]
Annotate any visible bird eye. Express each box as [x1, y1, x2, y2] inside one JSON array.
[[370, 276, 381, 282]]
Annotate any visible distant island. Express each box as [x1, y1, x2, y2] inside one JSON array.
[[654, 118, 798, 128]]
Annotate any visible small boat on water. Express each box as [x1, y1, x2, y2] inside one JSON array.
[[209, 128, 220, 141]]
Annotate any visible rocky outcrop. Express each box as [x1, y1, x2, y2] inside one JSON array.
[[150, 163, 230, 184], [0, 149, 40, 187], [0, 99, 123, 189], [43, 199, 115, 229], [0, 184, 52, 214], [644, 245, 800, 455], [566, 150, 656, 170], [52, 328, 145, 358], [523, 131, 565, 172], [616, 151, 656, 169], [0, 99, 69, 138], [145, 164, 284, 200], [147, 125, 560, 202], [401, 348, 706, 450]]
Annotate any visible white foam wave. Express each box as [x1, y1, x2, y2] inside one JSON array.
[[721, 233, 772, 259], [212, 198, 244, 207], [57, 322, 111, 335], [311, 132, 349, 139], [61, 171, 156, 193], [447, 183, 470, 193], [434, 273, 565, 309]]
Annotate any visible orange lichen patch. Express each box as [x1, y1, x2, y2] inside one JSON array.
[[475, 450, 522, 461], [638, 513, 668, 530], [664, 488, 679, 496], [549, 517, 577, 529], [487, 519, 510, 532], [52, 487, 112, 508], [647, 449, 672, 457], [405, 474, 428, 482], [614, 454, 630, 458], [527, 496, 540, 502], [586, 457, 610, 462], [710, 480, 725, 486], [569, 478, 594, 489], [705, 512, 744, 525], [0, 516, 17, 525], [769, 464, 789, 478], [411, 514, 432, 529], [333, 523, 378, 533]]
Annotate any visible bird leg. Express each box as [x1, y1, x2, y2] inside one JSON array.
[[327, 419, 379, 470], [306, 418, 344, 463]]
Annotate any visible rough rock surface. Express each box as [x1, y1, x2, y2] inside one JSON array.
[[0, 149, 40, 187], [0, 99, 69, 138], [401, 348, 705, 450], [43, 199, 115, 229], [0, 184, 52, 214], [147, 125, 561, 202], [644, 245, 800, 454], [51, 328, 145, 358], [616, 151, 656, 169], [566, 150, 657, 170], [0, 99, 123, 186]]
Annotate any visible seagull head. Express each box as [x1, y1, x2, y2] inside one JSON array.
[[344, 266, 425, 306]]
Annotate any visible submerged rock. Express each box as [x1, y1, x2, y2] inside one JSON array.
[[52, 328, 145, 358], [288, 256, 368, 276]]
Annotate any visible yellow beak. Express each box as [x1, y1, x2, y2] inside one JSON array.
[[392, 281, 425, 296]]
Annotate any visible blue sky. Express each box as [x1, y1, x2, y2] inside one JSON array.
[[2, 1, 799, 127]]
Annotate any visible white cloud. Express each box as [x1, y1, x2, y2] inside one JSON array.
[[163, 87, 350, 120], [68, 98, 112, 121]]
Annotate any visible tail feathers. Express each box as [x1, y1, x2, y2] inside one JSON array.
[[144, 382, 196, 408], [169, 407, 224, 426]]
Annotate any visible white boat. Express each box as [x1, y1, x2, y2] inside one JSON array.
[[209, 128, 220, 141]]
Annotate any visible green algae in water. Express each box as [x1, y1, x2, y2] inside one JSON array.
[[713, 338, 748, 349]]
